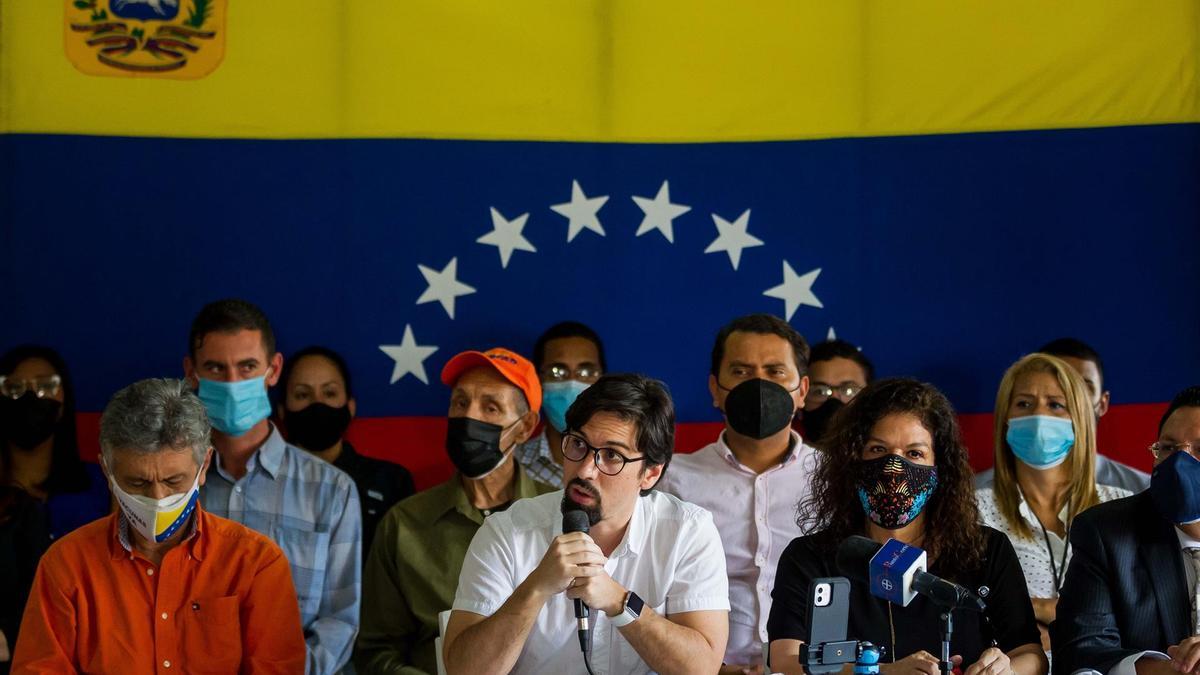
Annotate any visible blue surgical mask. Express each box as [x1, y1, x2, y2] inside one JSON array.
[[1150, 450, 1200, 525], [1006, 415, 1075, 469], [541, 380, 590, 433], [197, 375, 271, 437]]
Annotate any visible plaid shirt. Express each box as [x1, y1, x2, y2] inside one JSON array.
[[201, 425, 361, 675], [514, 430, 563, 488]]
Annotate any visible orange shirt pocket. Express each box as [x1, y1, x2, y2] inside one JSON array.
[[184, 594, 243, 673]]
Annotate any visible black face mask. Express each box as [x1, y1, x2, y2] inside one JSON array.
[[0, 394, 62, 450], [285, 403, 352, 453], [803, 397, 844, 443], [721, 378, 797, 440], [445, 417, 517, 479]]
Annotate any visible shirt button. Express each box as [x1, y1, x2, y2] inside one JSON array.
[[163, 660, 171, 668], [235, 486, 242, 493], [161, 612, 168, 620], [146, 568, 155, 576]]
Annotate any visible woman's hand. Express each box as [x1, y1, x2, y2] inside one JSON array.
[[964, 647, 1012, 675], [879, 651, 962, 675]]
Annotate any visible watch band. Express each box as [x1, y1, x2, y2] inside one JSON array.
[[609, 591, 644, 628]]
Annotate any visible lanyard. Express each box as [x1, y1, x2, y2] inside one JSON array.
[[1038, 519, 1072, 594]]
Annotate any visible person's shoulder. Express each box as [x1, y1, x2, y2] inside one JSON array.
[[204, 510, 287, 561], [777, 531, 830, 569], [1096, 483, 1133, 502], [43, 514, 113, 562], [645, 488, 715, 522], [1074, 490, 1145, 532], [496, 490, 561, 533], [282, 441, 357, 490], [974, 467, 995, 489], [670, 441, 722, 470], [385, 478, 457, 524]]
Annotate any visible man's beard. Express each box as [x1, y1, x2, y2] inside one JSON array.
[[561, 478, 602, 526]]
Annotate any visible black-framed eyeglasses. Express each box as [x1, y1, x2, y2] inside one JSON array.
[[0, 375, 62, 400], [807, 383, 862, 403], [544, 364, 602, 383], [561, 432, 646, 476]]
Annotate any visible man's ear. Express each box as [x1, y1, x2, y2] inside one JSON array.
[[183, 355, 196, 385], [266, 352, 284, 387], [515, 408, 540, 444], [640, 462, 665, 491], [1097, 391, 1111, 418], [708, 374, 720, 409], [197, 447, 213, 487]]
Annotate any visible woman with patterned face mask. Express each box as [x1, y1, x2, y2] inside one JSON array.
[[768, 379, 1046, 675], [975, 354, 1131, 655]]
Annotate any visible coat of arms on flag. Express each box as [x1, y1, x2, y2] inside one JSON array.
[[64, 0, 224, 78]]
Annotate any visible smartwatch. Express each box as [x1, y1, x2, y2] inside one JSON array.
[[609, 591, 644, 628]]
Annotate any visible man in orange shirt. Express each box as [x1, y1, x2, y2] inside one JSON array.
[[12, 378, 306, 674]]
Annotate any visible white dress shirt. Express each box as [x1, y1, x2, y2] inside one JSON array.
[[452, 490, 730, 675], [976, 484, 1130, 599], [657, 430, 817, 665]]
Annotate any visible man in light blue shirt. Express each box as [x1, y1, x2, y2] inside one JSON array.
[[185, 298, 361, 674]]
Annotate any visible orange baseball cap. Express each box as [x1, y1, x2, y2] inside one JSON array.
[[440, 347, 542, 412]]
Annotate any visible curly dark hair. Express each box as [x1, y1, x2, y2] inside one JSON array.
[[797, 377, 984, 581]]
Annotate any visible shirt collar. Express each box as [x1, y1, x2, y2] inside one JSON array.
[[1015, 486, 1071, 529], [715, 429, 801, 471], [549, 491, 648, 559], [534, 430, 554, 462], [257, 424, 286, 478], [437, 458, 544, 526], [1175, 526, 1200, 550], [111, 503, 207, 561]]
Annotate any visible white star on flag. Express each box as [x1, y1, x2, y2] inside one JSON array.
[[705, 209, 764, 270], [763, 261, 823, 320], [379, 325, 439, 385], [416, 257, 476, 319], [827, 326, 837, 340], [550, 180, 608, 242], [632, 180, 691, 243], [477, 207, 536, 268]]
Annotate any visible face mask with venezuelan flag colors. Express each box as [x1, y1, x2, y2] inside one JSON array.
[[107, 462, 203, 544]]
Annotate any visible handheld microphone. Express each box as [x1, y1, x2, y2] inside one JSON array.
[[562, 510, 592, 652], [835, 535, 986, 612]]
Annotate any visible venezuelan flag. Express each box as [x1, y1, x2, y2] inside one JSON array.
[[3, 1, 1198, 487]]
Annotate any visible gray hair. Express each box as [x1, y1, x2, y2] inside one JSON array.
[[99, 378, 212, 466]]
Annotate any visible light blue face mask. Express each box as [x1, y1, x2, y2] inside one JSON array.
[[1006, 415, 1075, 469], [197, 375, 272, 437], [541, 380, 590, 433]]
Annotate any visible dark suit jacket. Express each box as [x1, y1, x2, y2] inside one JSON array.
[[1051, 491, 1192, 675]]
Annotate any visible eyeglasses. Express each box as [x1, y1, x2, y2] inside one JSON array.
[[544, 365, 602, 383], [0, 375, 62, 400], [807, 383, 863, 403], [561, 433, 646, 476], [1149, 441, 1200, 461]]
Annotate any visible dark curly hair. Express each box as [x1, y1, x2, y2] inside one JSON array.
[[797, 378, 984, 581]]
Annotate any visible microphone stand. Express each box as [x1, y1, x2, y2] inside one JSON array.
[[939, 611, 953, 675]]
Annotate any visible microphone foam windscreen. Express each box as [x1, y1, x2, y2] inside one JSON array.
[[835, 535, 882, 580], [563, 510, 590, 535]]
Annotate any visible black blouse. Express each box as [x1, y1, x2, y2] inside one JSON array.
[[767, 526, 1040, 668]]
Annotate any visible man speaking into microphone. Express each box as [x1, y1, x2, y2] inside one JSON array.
[[443, 374, 729, 675]]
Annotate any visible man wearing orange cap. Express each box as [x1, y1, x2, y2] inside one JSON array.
[[354, 347, 556, 675]]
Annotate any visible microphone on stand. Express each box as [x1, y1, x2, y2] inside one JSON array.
[[562, 510, 593, 653], [835, 535, 985, 611]]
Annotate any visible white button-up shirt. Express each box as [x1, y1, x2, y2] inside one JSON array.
[[452, 490, 730, 675], [976, 483, 1130, 599], [657, 430, 818, 665]]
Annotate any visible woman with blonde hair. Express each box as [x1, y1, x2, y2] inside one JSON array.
[[975, 353, 1130, 652]]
